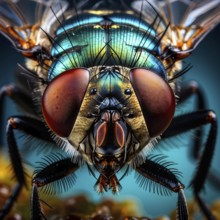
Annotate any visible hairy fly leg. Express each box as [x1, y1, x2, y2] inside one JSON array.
[[134, 157, 188, 220], [31, 157, 79, 220], [162, 110, 217, 220], [0, 116, 54, 219]]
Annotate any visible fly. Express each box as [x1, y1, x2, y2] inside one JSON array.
[[0, 0, 219, 219]]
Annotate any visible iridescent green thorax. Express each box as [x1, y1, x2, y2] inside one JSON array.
[[48, 12, 166, 80], [95, 68, 125, 99]]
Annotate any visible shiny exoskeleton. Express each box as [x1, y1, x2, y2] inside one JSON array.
[[0, 1, 219, 219]]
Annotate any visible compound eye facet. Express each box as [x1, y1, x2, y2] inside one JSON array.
[[42, 68, 89, 137], [130, 68, 175, 137]]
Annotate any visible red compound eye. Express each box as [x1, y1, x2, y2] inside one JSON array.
[[42, 68, 89, 137], [130, 68, 175, 137]]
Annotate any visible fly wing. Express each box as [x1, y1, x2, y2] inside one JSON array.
[[0, 1, 30, 49], [0, 0, 68, 57], [132, 0, 220, 59]]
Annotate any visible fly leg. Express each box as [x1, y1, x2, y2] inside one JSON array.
[[0, 84, 36, 144], [31, 158, 79, 220], [134, 158, 188, 220], [178, 81, 220, 188], [178, 81, 206, 159], [162, 110, 217, 220], [0, 116, 54, 219], [178, 81, 205, 107]]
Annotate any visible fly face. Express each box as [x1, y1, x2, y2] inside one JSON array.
[[70, 66, 152, 181], [42, 66, 176, 192], [41, 12, 176, 173]]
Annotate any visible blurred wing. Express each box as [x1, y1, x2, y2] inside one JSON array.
[[0, 0, 68, 57], [0, 1, 30, 49], [132, 0, 220, 59]]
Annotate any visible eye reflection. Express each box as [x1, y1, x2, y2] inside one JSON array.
[[90, 88, 97, 95], [124, 88, 132, 95]]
